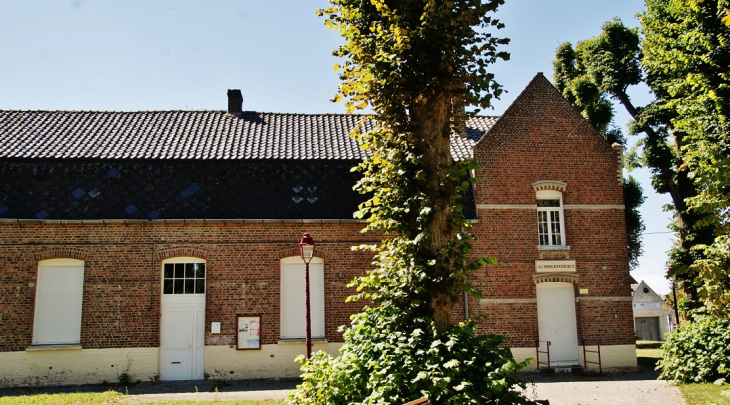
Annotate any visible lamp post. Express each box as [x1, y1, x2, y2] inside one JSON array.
[[299, 232, 315, 359]]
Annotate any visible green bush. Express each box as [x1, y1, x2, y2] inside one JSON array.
[[287, 305, 545, 405], [658, 314, 730, 382]]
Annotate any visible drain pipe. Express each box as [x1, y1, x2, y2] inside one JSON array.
[[461, 225, 469, 320]]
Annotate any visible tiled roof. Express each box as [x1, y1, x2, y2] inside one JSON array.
[[0, 110, 498, 161]]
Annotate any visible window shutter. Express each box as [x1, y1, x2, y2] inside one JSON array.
[[33, 260, 84, 345], [280, 257, 325, 339]]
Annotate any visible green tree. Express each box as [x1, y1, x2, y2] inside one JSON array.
[[552, 19, 717, 306], [552, 24, 647, 271], [641, 0, 730, 315], [288, 1, 543, 404]]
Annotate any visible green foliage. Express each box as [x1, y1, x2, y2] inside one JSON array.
[[117, 357, 132, 388], [318, 0, 509, 325], [288, 1, 540, 403], [658, 313, 730, 382], [641, 0, 730, 310], [690, 235, 730, 316], [552, 26, 646, 270], [552, 9, 729, 306], [287, 305, 543, 405], [624, 176, 646, 270]]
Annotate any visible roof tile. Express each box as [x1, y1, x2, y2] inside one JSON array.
[[0, 110, 497, 161]]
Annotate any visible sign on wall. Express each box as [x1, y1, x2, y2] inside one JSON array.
[[633, 302, 662, 310], [236, 315, 262, 350], [535, 260, 576, 273]]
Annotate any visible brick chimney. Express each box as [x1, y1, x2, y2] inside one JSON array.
[[227, 89, 243, 115]]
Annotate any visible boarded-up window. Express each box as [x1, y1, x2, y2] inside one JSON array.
[[33, 259, 84, 345], [280, 257, 325, 339]]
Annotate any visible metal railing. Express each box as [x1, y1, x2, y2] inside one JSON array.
[[535, 340, 551, 375], [582, 340, 602, 374]]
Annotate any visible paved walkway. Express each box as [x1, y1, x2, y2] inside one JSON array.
[[0, 366, 685, 404], [523, 366, 685, 404]]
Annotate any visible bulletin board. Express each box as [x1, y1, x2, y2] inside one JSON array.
[[236, 315, 262, 350]]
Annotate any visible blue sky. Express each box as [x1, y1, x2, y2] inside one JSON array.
[[0, 0, 673, 294]]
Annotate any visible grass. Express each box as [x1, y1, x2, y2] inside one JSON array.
[[636, 340, 663, 367], [635, 341, 730, 404], [0, 391, 285, 405], [680, 383, 730, 405]]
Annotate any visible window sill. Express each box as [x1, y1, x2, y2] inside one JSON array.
[[26, 344, 82, 352], [277, 338, 328, 345], [538, 245, 570, 251]]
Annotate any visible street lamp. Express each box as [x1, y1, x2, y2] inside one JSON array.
[[299, 232, 316, 359]]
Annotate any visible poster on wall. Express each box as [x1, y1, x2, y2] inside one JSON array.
[[236, 315, 261, 350]]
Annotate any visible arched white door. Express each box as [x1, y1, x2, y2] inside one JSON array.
[[160, 257, 206, 380]]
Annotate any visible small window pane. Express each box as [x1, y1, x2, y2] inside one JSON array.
[[195, 264, 205, 278], [174, 263, 184, 278], [163, 261, 205, 295], [537, 199, 560, 207], [553, 233, 562, 245], [164, 264, 174, 278], [163, 279, 173, 294]]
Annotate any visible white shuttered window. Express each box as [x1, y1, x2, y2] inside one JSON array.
[[32, 259, 85, 345], [280, 257, 325, 339]]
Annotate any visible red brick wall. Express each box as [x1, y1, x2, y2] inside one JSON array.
[[463, 74, 634, 347], [0, 74, 635, 355], [0, 221, 378, 352]]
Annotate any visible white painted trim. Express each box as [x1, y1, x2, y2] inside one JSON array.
[[475, 204, 625, 211], [479, 298, 537, 304], [532, 180, 567, 192], [577, 296, 633, 302], [26, 345, 82, 352], [162, 257, 207, 264], [564, 204, 625, 210], [277, 338, 329, 345], [538, 245, 570, 251], [476, 204, 536, 210]]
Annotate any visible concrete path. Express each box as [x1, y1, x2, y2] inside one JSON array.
[[523, 367, 685, 405], [0, 366, 685, 404], [121, 379, 296, 403]]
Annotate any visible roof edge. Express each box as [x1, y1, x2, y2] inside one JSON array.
[[474, 72, 547, 149]]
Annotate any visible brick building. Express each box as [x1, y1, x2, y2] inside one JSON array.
[[0, 73, 636, 387]]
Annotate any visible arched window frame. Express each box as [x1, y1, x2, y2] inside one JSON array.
[[536, 189, 567, 248], [161, 256, 207, 296]]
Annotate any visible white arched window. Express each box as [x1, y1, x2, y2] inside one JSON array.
[[32, 258, 85, 346], [162, 257, 206, 295], [537, 189, 566, 247], [280, 257, 325, 339]]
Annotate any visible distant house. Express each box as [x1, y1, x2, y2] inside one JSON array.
[[632, 280, 675, 341], [0, 73, 636, 387]]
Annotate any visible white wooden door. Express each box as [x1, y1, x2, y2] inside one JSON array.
[[536, 282, 580, 366], [160, 297, 205, 380], [159, 257, 206, 381]]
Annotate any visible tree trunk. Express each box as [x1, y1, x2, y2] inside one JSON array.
[[411, 93, 456, 331]]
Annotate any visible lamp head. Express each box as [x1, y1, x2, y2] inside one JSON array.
[[299, 233, 315, 263]]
